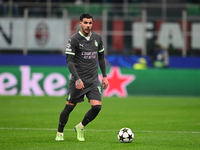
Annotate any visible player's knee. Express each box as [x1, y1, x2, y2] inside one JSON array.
[[92, 105, 102, 112]]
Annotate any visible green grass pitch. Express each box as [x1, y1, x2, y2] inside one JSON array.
[[0, 95, 200, 150]]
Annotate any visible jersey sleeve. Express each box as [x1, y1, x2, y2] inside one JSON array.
[[98, 36, 107, 77], [98, 36, 104, 53], [65, 38, 80, 80], [65, 38, 75, 55]]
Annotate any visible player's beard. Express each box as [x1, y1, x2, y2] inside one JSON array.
[[82, 27, 91, 36]]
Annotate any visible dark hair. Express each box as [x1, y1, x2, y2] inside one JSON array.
[[80, 13, 93, 21]]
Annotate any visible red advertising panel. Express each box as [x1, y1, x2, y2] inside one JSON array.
[[112, 20, 124, 51]]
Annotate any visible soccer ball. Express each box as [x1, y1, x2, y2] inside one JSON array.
[[117, 127, 134, 143]]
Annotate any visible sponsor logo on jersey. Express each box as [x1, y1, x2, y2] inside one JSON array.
[[79, 44, 84, 47], [82, 51, 97, 59]]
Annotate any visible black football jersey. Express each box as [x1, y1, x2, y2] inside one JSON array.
[[65, 31, 104, 84]]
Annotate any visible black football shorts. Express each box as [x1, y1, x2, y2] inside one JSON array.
[[66, 80, 102, 103]]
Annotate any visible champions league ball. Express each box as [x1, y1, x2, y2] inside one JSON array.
[[117, 127, 134, 143]]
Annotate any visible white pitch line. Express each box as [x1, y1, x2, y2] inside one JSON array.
[[0, 127, 200, 134], [136, 130, 200, 134]]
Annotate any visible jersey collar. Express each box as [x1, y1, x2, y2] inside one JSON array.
[[79, 31, 92, 41]]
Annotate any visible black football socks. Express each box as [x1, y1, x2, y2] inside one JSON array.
[[58, 104, 75, 132], [81, 105, 102, 126]]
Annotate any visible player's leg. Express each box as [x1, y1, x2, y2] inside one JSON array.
[[75, 100, 102, 141], [82, 100, 102, 126], [56, 80, 84, 141], [75, 85, 102, 141], [55, 101, 76, 141]]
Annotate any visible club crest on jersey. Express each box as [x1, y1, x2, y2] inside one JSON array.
[[95, 40, 98, 47]]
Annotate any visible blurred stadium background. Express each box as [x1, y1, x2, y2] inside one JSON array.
[[0, 0, 200, 97]]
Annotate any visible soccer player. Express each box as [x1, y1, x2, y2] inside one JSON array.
[[55, 13, 108, 142]]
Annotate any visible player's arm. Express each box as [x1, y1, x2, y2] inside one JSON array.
[[98, 51, 107, 78], [66, 55, 79, 80], [98, 48, 108, 90], [65, 39, 84, 90], [66, 56, 84, 90]]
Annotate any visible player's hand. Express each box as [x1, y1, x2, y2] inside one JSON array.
[[102, 77, 108, 90], [75, 79, 84, 90]]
